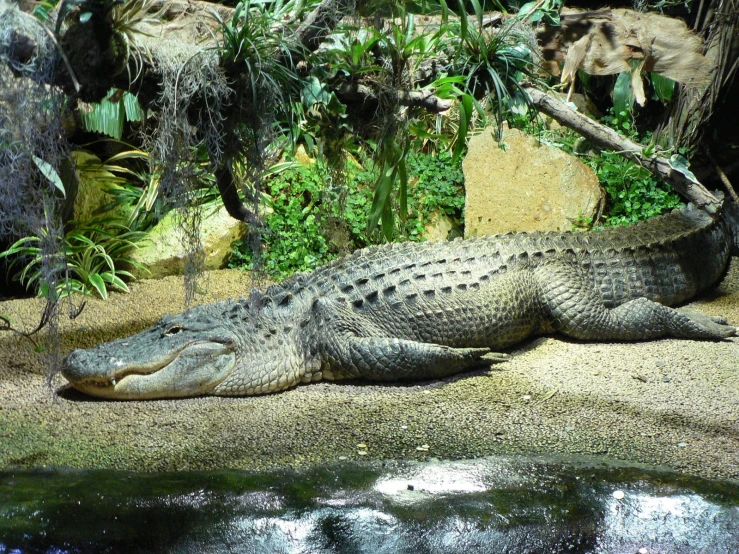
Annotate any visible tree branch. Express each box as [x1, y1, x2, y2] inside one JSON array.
[[338, 84, 452, 113], [523, 85, 721, 213], [287, 0, 355, 63], [214, 164, 262, 226]]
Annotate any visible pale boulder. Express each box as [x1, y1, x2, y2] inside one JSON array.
[[463, 126, 603, 237], [130, 205, 247, 279]]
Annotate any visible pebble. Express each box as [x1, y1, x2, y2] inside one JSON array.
[[612, 490, 625, 500], [662, 376, 671, 383]]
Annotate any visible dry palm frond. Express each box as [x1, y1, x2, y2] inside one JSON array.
[[538, 8, 712, 105]]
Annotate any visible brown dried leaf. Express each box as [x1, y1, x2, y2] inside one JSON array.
[[538, 8, 712, 88], [561, 33, 591, 85], [631, 60, 647, 106]]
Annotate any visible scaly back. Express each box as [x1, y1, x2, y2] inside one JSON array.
[[280, 203, 731, 310]]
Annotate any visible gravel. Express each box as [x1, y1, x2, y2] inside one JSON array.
[[1, 261, 737, 480]]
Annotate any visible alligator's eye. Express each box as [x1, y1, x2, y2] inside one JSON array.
[[163, 325, 184, 337]]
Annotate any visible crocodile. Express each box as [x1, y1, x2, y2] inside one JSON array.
[[62, 200, 739, 399]]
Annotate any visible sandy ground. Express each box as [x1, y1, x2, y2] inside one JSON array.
[[1, 261, 737, 481]]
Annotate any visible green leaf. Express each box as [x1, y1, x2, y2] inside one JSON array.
[[469, 0, 483, 27], [367, 168, 395, 235], [301, 76, 332, 106], [105, 149, 148, 163], [102, 273, 130, 292], [32, 155, 65, 197], [122, 91, 144, 122], [67, 232, 97, 248], [651, 73, 675, 103], [80, 91, 125, 139], [458, 2, 468, 43], [452, 94, 472, 163], [517, 2, 538, 19], [398, 158, 408, 222], [88, 273, 108, 299], [381, 201, 393, 241], [613, 72, 634, 119], [668, 154, 700, 185]]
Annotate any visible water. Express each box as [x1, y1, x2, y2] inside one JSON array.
[[1, 455, 737, 554]]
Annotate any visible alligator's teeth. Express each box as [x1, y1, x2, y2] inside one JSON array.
[[111, 378, 116, 386]]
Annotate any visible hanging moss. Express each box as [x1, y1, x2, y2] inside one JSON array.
[[0, 1, 78, 382]]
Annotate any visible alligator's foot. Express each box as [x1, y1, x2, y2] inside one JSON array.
[[675, 309, 737, 339], [481, 352, 511, 363]]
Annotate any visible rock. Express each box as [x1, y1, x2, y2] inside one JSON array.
[[294, 144, 316, 166], [463, 126, 604, 238], [422, 211, 455, 242], [129, 205, 247, 279], [71, 151, 132, 224]]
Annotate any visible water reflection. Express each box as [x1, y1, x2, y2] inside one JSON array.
[[1, 455, 737, 553]]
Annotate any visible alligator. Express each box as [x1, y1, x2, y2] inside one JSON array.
[[62, 200, 739, 399]]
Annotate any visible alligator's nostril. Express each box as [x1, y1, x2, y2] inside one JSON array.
[[64, 349, 83, 363], [61, 349, 87, 379]]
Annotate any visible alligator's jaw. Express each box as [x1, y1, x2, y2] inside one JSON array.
[[63, 342, 236, 400]]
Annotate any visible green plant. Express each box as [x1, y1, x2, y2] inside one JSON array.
[[31, 0, 60, 22], [593, 110, 682, 225], [229, 163, 338, 278], [443, 2, 538, 131], [108, 0, 162, 79], [229, 150, 466, 279], [79, 142, 224, 233], [0, 218, 148, 300], [215, 0, 303, 112], [512, 107, 682, 227], [590, 149, 682, 227], [407, 150, 466, 217], [79, 88, 144, 139]]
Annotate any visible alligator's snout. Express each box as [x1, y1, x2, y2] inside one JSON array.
[[62, 348, 108, 383], [61, 340, 237, 399]]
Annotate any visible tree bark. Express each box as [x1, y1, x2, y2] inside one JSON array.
[[659, 0, 739, 152], [337, 84, 452, 113]]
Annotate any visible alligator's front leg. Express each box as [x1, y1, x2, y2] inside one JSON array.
[[308, 298, 508, 382], [326, 337, 507, 382], [536, 263, 738, 341]]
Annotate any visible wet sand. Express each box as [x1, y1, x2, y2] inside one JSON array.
[[1, 261, 737, 480]]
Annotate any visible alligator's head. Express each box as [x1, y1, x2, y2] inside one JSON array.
[[61, 294, 308, 399]]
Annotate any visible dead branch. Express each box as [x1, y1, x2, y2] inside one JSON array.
[[523, 85, 721, 212]]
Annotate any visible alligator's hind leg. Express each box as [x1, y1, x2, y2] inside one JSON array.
[[327, 337, 508, 382], [536, 263, 737, 341]]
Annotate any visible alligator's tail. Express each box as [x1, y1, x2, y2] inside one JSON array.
[[724, 199, 739, 256]]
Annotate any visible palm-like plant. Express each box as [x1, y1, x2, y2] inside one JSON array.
[[0, 218, 148, 300], [443, 4, 539, 135]]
